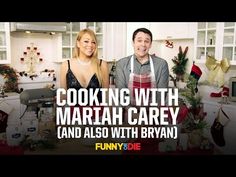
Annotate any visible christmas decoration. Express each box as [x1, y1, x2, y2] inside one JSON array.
[[210, 86, 229, 97], [177, 74, 210, 149], [180, 73, 208, 134], [0, 65, 19, 93], [18, 69, 56, 81], [20, 43, 43, 75], [188, 62, 202, 93], [165, 40, 173, 48], [211, 107, 230, 147], [205, 56, 230, 87], [171, 46, 188, 81]]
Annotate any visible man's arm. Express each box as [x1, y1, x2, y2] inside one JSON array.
[[115, 60, 127, 89], [156, 60, 169, 106], [157, 60, 169, 88]]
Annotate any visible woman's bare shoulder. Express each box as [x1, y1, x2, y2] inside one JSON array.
[[61, 59, 72, 70], [62, 59, 76, 65]]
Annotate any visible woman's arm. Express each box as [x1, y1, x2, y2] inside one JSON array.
[[59, 60, 69, 102], [60, 60, 68, 90]]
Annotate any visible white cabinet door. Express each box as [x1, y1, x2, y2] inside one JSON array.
[[221, 22, 236, 65], [61, 22, 105, 61], [194, 22, 236, 65], [150, 22, 195, 40], [0, 22, 11, 64], [194, 22, 218, 63], [103, 23, 126, 61]]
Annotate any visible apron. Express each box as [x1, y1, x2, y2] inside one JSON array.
[[128, 55, 156, 106], [124, 55, 156, 123], [123, 55, 161, 155]]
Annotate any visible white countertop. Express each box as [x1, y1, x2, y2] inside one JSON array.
[[0, 92, 20, 100], [18, 76, 54, 84]]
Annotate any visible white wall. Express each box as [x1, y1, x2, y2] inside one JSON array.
[[150, 39, 194, 77], [10, 32, 60, 71], [126, 22, 150, 56], [10, 32, 61, 88], [104, 23, 127, 61], [150, 39, 236, 87], [9, 25, 236, 90]]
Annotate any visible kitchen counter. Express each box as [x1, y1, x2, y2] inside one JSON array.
[[0, 92, 19, 100]]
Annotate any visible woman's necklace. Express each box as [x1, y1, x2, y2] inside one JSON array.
[[77, 58, 91, 66]]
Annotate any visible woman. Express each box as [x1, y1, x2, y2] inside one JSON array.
[[60, 28, 109, 116]]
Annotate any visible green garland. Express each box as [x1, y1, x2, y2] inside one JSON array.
[[0, 65, 19, 92]]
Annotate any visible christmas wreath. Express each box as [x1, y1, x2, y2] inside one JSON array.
[[0, 65, 19, 92]]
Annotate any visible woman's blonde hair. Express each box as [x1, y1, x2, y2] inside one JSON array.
[[73, 28, 103, 87]]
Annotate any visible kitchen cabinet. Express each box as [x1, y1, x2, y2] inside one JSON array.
[[61, 22, 104, 60], [194, 22, 217, 63], [194, 22, 236, 65], [0, 22, 11, 64], [221, 22, 236, 64], [86, 22, 104, 59], [60, 22, 126, 62], [126, 22, 195, 56], [150, 22, 195, 40], [103, 23, 126, 61]]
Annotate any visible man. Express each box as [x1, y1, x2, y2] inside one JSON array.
[[115, 28, 169, 106], [115, 28, 170, 154]]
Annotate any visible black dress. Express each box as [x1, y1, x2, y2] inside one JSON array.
[[66, 60, 102, 105]]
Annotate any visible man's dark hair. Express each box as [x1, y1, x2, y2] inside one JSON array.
[[132, 28, 153, 42]]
